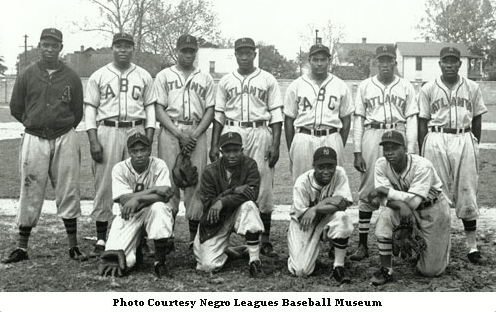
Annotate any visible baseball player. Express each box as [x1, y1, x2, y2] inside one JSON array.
[[288, 147, 354, 283], [3, 28, 87, 263], [154, 34, 214, 248], [84, 33, 156, 258], [195, 132, 264, 277], [418, 47, 487, 264], [368, 130, 451, 286], [104, 132, 175, 278], [210, 37, 283, 257], [350, 45, 419, 261], [284, 44, 354, 184]]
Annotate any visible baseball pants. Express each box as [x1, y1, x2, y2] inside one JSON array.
[[358, 127, 406, 212], [106, 202, 175, 268], [158, 125, 205, 220], [287, 211, 354, 277], [17, 130, 81, 227], [194, 201, 264, 273], [422, 131, 479, 220], [374, 197, 451, 277], [289, 132, 344, 185], [222, 125, 274, 214], [91, 124, 144, 222]]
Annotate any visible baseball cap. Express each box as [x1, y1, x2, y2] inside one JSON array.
[[40, 28, 63, 42], [177, 34, 198, 50], [235, 38, 256, 50], [375, 45, 396, 59], [219, 132, 242, 148], [440, 46, 461, 60], [127, 132, 150, 148], [313, 147, 337, 166], [112, 33, 134, 46], [379, 130, 405, 146], [309, 44, 330, 57]]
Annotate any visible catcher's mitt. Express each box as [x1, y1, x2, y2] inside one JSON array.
[[392, 221, 426, 259], [98, 249, 127, 277], [172, 152, 198, 189]]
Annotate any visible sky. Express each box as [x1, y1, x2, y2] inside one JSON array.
[[0, 0, 426, 75]]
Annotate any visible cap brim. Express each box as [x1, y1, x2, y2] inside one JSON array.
[[40, 34, 62, 42], [375, 53, 396, 59], [128, 138, 150, 148], [313, 158, 337, 166], [178, 44, 198, 50], [235, 44, 256, 50], [379, 140, 404, 146], [310, 49, 330, 57], [441, 53, 460, 59], [220, 142, 242, 148], [113, 39, 134, 45]]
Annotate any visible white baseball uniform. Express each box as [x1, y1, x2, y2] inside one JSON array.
[[154, 65, 215, 219], [354, 75, 419, 212], [418, 76, 487, 220], [84, 62, 157, 222], [287, 167, 354, 277], [105, 156, 174, 268], [284, 73, 354, 184], [374, 154, 451, 276], [215, 68, 284, 214]]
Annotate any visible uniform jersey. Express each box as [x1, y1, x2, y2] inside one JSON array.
[[112, 156, 171, 202], [418, 76, 487, 128], [154, 66, 215, 121], [375, 154, 442, 202], [214, 68, 283, 125], [84, 62, 156, 128], [355, 75, 418, 126], [284, 73, 354, 129], [290, 167, 352, 221]]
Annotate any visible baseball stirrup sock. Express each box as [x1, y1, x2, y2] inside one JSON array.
[[154, 239, 168, 263], [377, 238, 392, 256], [63, 218, 78, 248], [96, 221, 108, 241], [18, 226, 32, 250], [246, 232, 260, 262], [260, 212, 272, 243], [462, 219, 477, 250], [333, 238, 349, 267], [188, 220, 199, 242], [358, 211, 373, 245]]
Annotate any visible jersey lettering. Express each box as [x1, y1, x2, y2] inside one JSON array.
[[298, 96, 313, 112], [190, 81, 206, 100], [132, 86, 141, 100], [226, 86, 268, 102], [120, 78, 128, 92], [167, 80, 182, 92], [60, 86, 71, 102], [104, 84, 116, 99], [327, 95, 337, 110]]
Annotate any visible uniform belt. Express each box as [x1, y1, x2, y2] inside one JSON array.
[[171, 118, 200, 126], [430, 126, 471, 134], [297, 127, 338, 137], [365, 123, 403, 130], [226, 120, 267, 128], [417, 198, 438, 210], [102, 119, 143, 128]]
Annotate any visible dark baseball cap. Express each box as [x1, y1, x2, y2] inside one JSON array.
[[112, 32, 134, 46], [376, 45, 396, 59], [235, 38, 256, 50], [177, 34, 198, 50], [379, 130, 405, 146], [127, 132, 150, 148], [313, 146, 337, 166], [309, 44, 330, 57], [219, 132, 242, 148], [40, 28, 63, 42], [440, 46, 460, 60]]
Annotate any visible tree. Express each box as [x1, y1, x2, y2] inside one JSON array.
[[16, 48, 41, 73], [299, 20, 345, 67], [257, 44, 298, 79], [341, 49, 375, 79], [0, 56, 7, 75]]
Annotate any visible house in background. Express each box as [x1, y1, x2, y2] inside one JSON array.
[[195, 48, 259, 79]]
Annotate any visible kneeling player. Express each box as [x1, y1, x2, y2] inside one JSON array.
[[369, 130, 451, 286], [99, 133, 175, 278], [194, 132, 264, 277], [287, 147, 354, 283]]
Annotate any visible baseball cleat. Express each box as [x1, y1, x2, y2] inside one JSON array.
[[154, 262, 172, 279], [1, 248, 29, 264], [88, 243, 105, 258], [370, 267, 394, 286], [467, 251, 483, 264], [69, 246, 89, 262], [332, 266, 351, 284], [249, 260, 262, 278], [349, 244, 369, 261], [260, 242, 278, 258]]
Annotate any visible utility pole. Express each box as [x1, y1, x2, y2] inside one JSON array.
[[315, 30, 319, 44], [18, 35, 33, 72]]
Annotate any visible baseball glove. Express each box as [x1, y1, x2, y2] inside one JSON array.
[[172, 152, 198, 189], [98, 249, 127, 277], [392, 221, 426, 259]]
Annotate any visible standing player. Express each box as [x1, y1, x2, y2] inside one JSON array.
[[284, 44, 354, 184], [418, 47, 487, 264], [368, 130, 450, 285], [154, 34, 214, 247], [210, 38, 282, 256], [287, 147, 354, 283], [84, 33, 156, 257], [102, 133, 175, 278], [350, 45, 418, 261], [195, 132, 264, 277], [3, 28, 87, 263]]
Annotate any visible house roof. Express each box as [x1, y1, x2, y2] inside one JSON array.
[[396, 42, 479, 58]]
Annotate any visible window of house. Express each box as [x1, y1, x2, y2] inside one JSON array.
[[209, 61, 215, 74], [415, 56, 422, 71]]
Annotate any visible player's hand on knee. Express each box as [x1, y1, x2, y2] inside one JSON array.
[[299, 208, 317, 232], [90, 141, 104, 163], [121, 198, 139, 220], [207, 200, 223, 224], [209, 146, 220, 162], [353, 153, 366, 173]]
